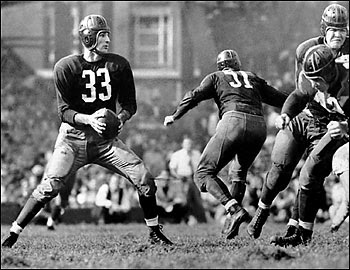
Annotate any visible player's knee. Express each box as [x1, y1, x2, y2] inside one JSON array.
[[266, 162, 293, 191], [138, 171, 157, 196], [32, 177, 63, 204], [194, 170, 212, 192]]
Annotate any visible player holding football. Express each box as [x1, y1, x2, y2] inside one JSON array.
[[247, 3, 349, 243], [164, 49, 288, 239], [2, 14, 173, 248]]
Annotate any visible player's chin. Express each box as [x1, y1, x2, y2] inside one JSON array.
[[98, 47, 109, 53], [328, 40, 343, 50]]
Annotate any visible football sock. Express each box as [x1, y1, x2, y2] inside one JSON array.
[[299, 188, 320, 223], [51, 205, 62, 221], [299, 220, 314, 231], [139, 195, 158, 220], [224, 199, 238, 212], [260, 184, 279, 206], [10, 221, 23, 235], [206, 176, 234, 206], [287, 218, 299, 227], [16, 196, 45, 228], [229, 182, 246, 205], [145, 216, 158, 227], [258, 200, 270, 210], [290, 190, 300, 221], [47, 217, 54, 227]]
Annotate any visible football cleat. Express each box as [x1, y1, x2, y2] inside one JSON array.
[[47, 225, 55, 231], [148, 225, 173, 245], [222, 206, 251, 239], [2, 232, 19, 248], [247, 207, 270, 239], [270, 226, 312, 247], [283, 225, 299, 238]]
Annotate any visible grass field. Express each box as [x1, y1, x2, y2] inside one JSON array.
[[1, 221, 349, 269]]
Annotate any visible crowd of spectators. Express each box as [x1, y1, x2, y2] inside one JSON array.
[[1, 69, 339, 226]]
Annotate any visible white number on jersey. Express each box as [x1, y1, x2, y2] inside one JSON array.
[[82, 68, 112, 102], [223, 70, 253, 89]]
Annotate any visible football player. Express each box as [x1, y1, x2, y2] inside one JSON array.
[[247, 3, 349, 242], [2, 14, 173, 248], [164, 49, 288, 239], [330, 142, 349, 233]]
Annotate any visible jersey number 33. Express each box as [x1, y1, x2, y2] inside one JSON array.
[[82, 67, 112, 102]]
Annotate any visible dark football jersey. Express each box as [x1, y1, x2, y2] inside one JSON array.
[[172, 68, 287, 120], [53, 53, 137, 126], [282, 64, 349, 120], [282, 36, 350, 120], [295, 36, 349, 85]]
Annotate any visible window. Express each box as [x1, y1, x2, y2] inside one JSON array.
[[133, 8, 174, 69]]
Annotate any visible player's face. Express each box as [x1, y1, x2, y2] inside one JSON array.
[[96, 32, 110, 53], [325, 27, 347, 50], [309, 77, 329, 93]]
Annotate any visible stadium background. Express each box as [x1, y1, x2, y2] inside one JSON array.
[[1, 1, 348, 224]]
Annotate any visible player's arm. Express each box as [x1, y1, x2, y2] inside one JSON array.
[[274, 90, 309, 129], [117, 62, 137, 125], [54, 65, 79, 125], [164, 74, 215, 126], [260, 81, 289, 108]]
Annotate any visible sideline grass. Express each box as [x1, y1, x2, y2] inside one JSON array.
[[1, 221, 349, 269]]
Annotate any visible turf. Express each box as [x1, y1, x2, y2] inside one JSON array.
[[1, 221, 349, 269]]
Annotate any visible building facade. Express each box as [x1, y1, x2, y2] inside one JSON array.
[[1, 1, 217, 106]]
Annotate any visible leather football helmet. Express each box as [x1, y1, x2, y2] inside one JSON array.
[[320, 4, 348, 36], [79, 14, 111, 51], [217, 49, 241, 71], [303, 44, 336, 82]]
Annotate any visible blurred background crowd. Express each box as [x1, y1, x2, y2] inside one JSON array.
[[1, 76, 340, 226]]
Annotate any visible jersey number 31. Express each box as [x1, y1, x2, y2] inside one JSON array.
[[223, 70, 253, 89]]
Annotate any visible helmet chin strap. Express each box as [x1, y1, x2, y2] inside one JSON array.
[[91, 47, 105, 55]]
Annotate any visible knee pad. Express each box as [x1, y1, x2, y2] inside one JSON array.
[[138, 171, 157, 197], [194, 172, 208, 192], [32, 177, 62, 204]]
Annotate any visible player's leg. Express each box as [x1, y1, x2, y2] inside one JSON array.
[[296, 134, 347, 245], [47, 172, 76, 230], [331, 142, 349, 232], [195, 111, 254, 239], [248, 121, 305, 239], [228, 113, 267, 206], [95, 138, 173, 245], [2, 132, 84, 248]]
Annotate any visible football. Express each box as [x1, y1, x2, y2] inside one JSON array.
[[97, 108, 121, 139]]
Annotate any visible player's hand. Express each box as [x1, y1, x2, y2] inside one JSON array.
[[335, 54, 349, 69], [164, 115, 175, 126], [275, 113, 290, 130], [89, 109, 107, 135], [327, 121, 348, 139], [117, 115, 124, 134]]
